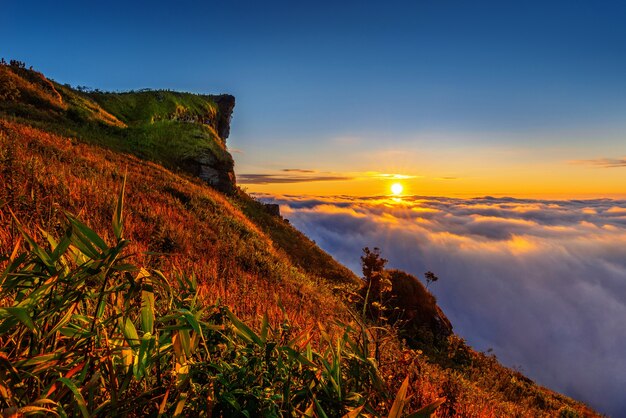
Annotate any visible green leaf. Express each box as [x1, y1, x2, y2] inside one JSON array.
[[181, 310, 201, 335], [58, 377, 90, 418], [3, 307, 37, 335], [260, 312, 269, 343], [12, 216, 54, 269], [405, 397, 446, 418], [139, 269, 154, 334], [119, 316, 139, 347], [41, 227, 72, 263], [388, 375, 410, 418], [45, 303, 77, 339], [314, 397, 329, 418], [280, 347, 317, 368], [342, 405, 365, 418], [134, 333, 155, 379], [66, 213, 107, 256], [225, 308, 263, 346], [112, 172, 127, 240]]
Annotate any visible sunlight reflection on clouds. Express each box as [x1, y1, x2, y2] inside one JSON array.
[[258, 194, 626, 416]]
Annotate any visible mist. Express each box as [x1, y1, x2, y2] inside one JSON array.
[[259, 194, 626, 416]]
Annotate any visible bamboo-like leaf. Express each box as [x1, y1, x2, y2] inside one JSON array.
[[173, 392, 188, 417], [388, 375, 411, 418], [314, 397, 329, 418], [181, 310, 201, 335], [179, 329, 192, 357], [40, 227, 72, 264], [17, 352, 61, 368], [225, 308, 263, 346], [280, 346, 317, 368], [119, 316, 139, 347], [12, 215, 54, 269], [405, 398, 447, 418], [112, 172, 127, 240], [18, 405, 60, 416], [342, 405, 365, 418], [65, 213, 107, 256], [172, 332, 184, 363], [260, 312, 269, 343], [30, 399, 61, 416], [157, 389, 170, 417], [3, 306, 37, 335], [139, 269, 154, 334], [45, 302, 78, 339], [58, 377, 90, 418], [134, 333, 155, 379]]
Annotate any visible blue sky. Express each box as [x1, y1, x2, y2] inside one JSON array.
[[3, 0, 626, 195], [4, 1, 626, 413]]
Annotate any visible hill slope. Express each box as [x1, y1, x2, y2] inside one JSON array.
[[0, 62, 599, 417]]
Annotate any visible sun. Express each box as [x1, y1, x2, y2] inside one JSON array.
[[391, 183, 404, 195]]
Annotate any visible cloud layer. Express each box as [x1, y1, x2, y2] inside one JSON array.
[[237, 173, 353, 184], [238, 170, 422, 185], [257, 194, 626, 416], [570, 157, 626, 168]]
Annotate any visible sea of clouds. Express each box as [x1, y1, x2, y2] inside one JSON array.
[[257, 194, 626, 416]]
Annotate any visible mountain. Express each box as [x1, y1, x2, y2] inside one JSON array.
[[0, 61, 599, 417]]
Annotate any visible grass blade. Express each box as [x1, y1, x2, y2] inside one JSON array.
[[225, 308, 263, 346], [388, 375, 410, 418], [58, 377, 90, 418], [406, 398, 446, 418], [3, 307, 37, 335], [112, 172, 126, 240]]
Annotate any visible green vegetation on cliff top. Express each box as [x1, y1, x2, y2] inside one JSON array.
[[0, 60, 599, 417], [0, 63, 233, 177]]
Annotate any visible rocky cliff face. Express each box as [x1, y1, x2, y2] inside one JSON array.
[[183, 94, 236, 194], [0, 63, 239, 195], [181, 150, 236, 195], [212, 94, 235, 141]]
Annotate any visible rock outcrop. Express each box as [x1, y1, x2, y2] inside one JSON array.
[[387, 269, 453, 342], [181, 151, 236, 195], [181, 94, 236, 194], [211, 94, 235, 141], [263, 203, 281, 217]]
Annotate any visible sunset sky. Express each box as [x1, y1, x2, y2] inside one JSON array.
[[5, 1, 626, 415], [4, 0, 626, 197]]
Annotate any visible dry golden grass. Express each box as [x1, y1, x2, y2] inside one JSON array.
[[0, 61, 604, 416], [0, 119, 600, 417], [0, 120, 348, 334]]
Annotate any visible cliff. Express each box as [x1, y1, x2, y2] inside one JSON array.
[[0, 61, 599, 417], [0, 62, 237, 193], [87, 90, 237, 194]]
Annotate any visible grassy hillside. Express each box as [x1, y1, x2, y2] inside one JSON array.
[[0, 62, 600, 417], [0, 62, 234, 192]]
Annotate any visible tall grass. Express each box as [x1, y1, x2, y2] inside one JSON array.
[[0, 179, 444, 417], [0, 85, 600, 417]]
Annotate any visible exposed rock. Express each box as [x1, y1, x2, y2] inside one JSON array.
[[211, 94, 235, 140], [180, 151, 236, 194], [179, 94, 236, 194], [263, 203, 281, 217]]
